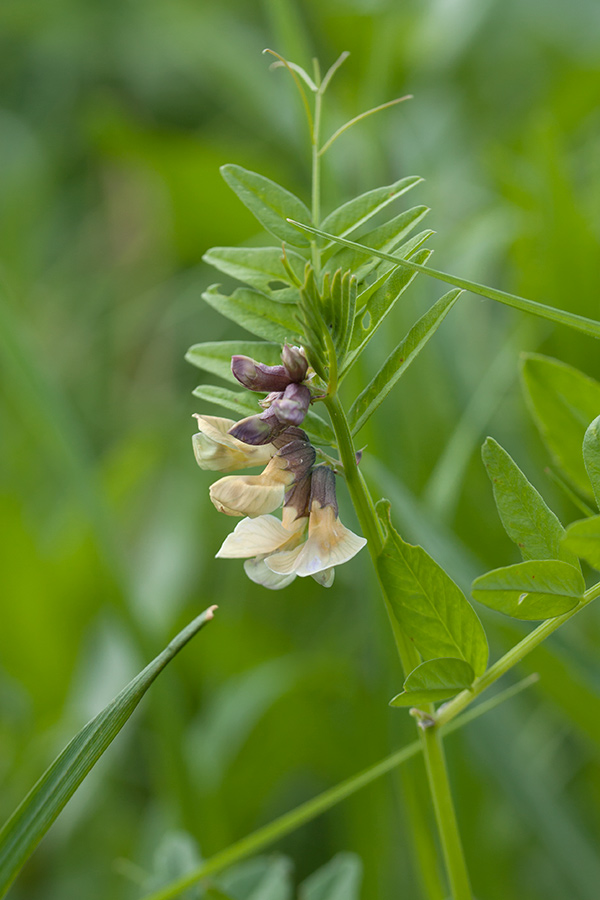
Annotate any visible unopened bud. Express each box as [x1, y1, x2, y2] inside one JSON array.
[[281, 344, 308, 382], [228, 412, 285, 445], [270, 383, 311, 427], [231, 355, 292, 393]]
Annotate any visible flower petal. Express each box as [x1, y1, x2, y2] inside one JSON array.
[[244, 557, 297, 590], [311, 567, 335, 587], [192, 415, 274, 471], [210, 476, 286, 517], [216, 515, 298, 558]]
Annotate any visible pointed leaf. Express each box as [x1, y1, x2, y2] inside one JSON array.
[[562, 515, 600, 571], [203, 246, 306, 293], [0, 608, 216, 898], [192, 385, 334, 446], [390, 658, 475, 707], [186, 342, 282, 385], [221, 165, 311, 247], [349, 289, 460, 435], [482, 437, 578, 566], [299, 853, 362, 900], [376, 503, 488, 676], [471, 560, 584, 620], [320, 176, 422, 256], [521, 355, 600, 500], [583, 415, 600, 509], [202, 284, 302, 343]]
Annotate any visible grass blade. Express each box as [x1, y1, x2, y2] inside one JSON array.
[[287, 221, 600, 340], [0, 607, 217, 898]]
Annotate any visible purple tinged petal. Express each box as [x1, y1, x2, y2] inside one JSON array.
[[231, 355, 292, 392], [309, 466, 339, 516], [270, 383, 311, 426]]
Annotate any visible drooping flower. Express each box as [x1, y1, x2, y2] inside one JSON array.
[[192, 415, 275, 472], [265, 466, 367, 585], [215, 466, 367, 589]]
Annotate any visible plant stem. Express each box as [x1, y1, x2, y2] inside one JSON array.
[[422, 727, 471, 900], [324, 392, 472, 899], [310, 83, 323, 276], [435, 580, 600, 728]]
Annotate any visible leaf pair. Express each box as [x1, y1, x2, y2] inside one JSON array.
[[375, 502, 488, 707]]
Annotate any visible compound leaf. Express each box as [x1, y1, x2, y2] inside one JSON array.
[[390, 658, 475, 707], [562, 515, 600, 571]]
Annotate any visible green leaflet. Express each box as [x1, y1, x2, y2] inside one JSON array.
[[203, 246, 306, 294], [218, 856, 293, 900], [288, 221, 600, 340], [562, 515, 600, 571], [342, 246, 433, 376], [471, 560, 584, 620], [583, 416, 600, 509], [323, 205, 429, 279], [221, 164, 311, 248], [299, 853, 362, 900], [521, 355, 600, 500], [376, 503, 488, 676], [186, 341, 282, 385], [355, 229, 434, 310], [202, 284, 302, 344], [319, 176, 422, 257], [0, 608, 216, 899], [390, 658, 475, 707], [192, 385, 335, 446], [482, 437, 578, 566], [348, 289, 461, 435]]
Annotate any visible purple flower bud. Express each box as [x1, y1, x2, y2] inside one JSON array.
[[279, 438, 316, 481], [228, 411, 287, 445], [281, 344, 308, 382], [231, 355, 293, 393], [309, 466, 338, 516], [270, 383, 311, 427], [272, 426, 309, 448]]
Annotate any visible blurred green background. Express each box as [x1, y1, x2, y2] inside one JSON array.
[[2, 1, 600, 898]]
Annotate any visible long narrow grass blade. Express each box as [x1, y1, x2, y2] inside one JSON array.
[[287, 221, 600, 340], [0, 607, 217, 898]]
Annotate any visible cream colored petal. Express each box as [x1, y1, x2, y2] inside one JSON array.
[[210, 475, 285, 517], [192, 415, 274, 472], [295, 525, 367, 576], [264, 543, 305, 575], [244, 557, 297, 590], [216, 515, 295, 558], [311, 567, 335, 587]]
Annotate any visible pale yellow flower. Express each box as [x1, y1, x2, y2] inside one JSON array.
[[192, 415, 274, 472], [266, 501, 366, 583]]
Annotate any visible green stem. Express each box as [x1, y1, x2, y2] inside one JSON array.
[[422, 727, 471, 900], [435, 580, 600, 728], [310, 85, 323, 276], [323, 392, 472, 900]]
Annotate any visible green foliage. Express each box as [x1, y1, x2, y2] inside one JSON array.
[[299, 852, 362, 900], [390, 659, 475, 707], [562, 516, 600, 571], [348, 289, 461, 435], [201, 285, 303, 344], [376, 502, 488, 677], [0, 609, 215, 899], [521, 355, 600, 500], [481, 437, 576, 565], [471, 561, 584, 620], [583, 416, 600, 509], [202, 247, 307, 293], [220, 165, 312, 248]]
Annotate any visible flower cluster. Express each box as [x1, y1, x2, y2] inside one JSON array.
[[192, 345, 367, 589]]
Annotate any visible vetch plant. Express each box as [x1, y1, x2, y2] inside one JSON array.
[[2, 49, 600, 900], [182, 51, 600, 900]]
